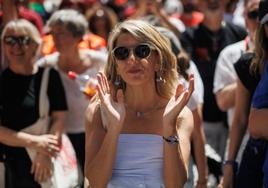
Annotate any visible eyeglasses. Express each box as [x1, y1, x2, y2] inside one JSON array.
[[3, 36, 32, 46], [247, 9, 259, 20], [112, 43, 153, 61]]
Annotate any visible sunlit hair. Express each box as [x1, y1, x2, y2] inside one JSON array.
[[47, 9, 88, 38], [251, 24, 268, 75], [1, 19, 41, 72], [105, 20, 178, 99], [1, 19, 41, 45]]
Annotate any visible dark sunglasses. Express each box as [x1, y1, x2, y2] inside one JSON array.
[[3, 36, 32, 46], [247, 9, 259, 20], [112, 43, 153, 61]]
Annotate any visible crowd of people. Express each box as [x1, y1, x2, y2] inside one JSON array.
[[0, 0, 267, 188]]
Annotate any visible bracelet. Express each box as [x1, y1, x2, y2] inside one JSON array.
[[223, 160, 238, 172], [162, 135, 179, 145]]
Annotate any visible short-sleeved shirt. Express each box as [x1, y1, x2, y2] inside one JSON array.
[[234, 52, 259, 96], [0, 67, 67, 158]]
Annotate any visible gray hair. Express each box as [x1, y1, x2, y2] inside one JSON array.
[[47, 9, 88, 38]]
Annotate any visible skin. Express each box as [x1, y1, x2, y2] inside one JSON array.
[[217, 79, 251, 188], [85, 33, 194, 188], [3, 28, 65, 183], [215, 0, 259, 111], [191, 106, 208, 188], [248, 23, 268, 139]]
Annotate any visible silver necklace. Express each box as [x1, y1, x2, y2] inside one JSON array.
[[125, 102, 162, 118]]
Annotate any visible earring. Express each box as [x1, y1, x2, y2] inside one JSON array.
[[156, 71, 165, 83], [114, 75, 121, 86]]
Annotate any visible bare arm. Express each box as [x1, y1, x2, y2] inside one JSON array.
[[2, 0, 18, 25], [0, 126, 59, 156], [85, 73, 125, 188], [219, 79, 250, 188], [163, 107, 194, 188], [84, 102, 120, 188], [48, 111, 65, 139], [191, 105, 208, 187], [216, 82, 237, 112], [163, 77, 194, 188]]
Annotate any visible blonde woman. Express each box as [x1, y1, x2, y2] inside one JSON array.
[[0, 19, 67, 188], [85, 20, 194, 188]]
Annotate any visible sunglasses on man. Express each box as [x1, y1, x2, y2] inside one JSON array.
[[3, 36, 32, 46], [112, 43, 154, 61]]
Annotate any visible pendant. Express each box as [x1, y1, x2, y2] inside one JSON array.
[[136, 111, 143, 118]]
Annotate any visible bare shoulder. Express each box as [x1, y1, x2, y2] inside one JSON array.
[[176, 107, 194, 133]]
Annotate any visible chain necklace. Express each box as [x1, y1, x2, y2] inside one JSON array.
[[125, 102, 163, 118]]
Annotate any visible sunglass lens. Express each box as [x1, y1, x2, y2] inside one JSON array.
[[247, 10, 258, 19], [114, 47, 129, 60], [135, 44, 151, 58], [4, 36, 31, 46], [20, 36, 31, 45], [4, 37, 17, 45]]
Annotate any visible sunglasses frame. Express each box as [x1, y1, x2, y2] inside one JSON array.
[[3, 36, 32, 46], [112, 43, 154, 61]]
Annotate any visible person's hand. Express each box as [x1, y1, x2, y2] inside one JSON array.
[[163, 75, 194, 127], [97, 72, 126, 133], [31, 153, 53, 183], [31, 134, 60, 157], [217, 164, 234, 188]]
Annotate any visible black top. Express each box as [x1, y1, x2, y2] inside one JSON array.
[[234, 52, 260, 96], [0, 67, 67, 159], [181, 22, 247, 122]]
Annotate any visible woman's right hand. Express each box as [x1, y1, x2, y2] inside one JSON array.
[[217, 164, 234, 188], [97, 72, 126, 133], [31, 134, 60, 157]]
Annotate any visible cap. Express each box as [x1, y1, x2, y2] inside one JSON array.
[[259, 0, 268, 24]]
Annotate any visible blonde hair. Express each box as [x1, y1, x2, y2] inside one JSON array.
[[1, 19, 41, 71], [105, 20, 178, 99], [251, 25, 268, 75], [1, 19, 41, 45]]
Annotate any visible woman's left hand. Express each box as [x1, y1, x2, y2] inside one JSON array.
[[163, 75, 194, 127], [31, 153, 53, 183]]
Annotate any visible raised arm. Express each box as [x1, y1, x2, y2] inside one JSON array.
[[85, 72, 126, 188], [163, 76, 194, 187], [2, 0, 18, 25]]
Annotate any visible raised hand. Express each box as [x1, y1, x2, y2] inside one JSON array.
[[96, 72, 126, 132], [163, 75, 194, 127]]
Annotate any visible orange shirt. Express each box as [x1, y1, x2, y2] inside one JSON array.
[[42, 33, 106, 55]]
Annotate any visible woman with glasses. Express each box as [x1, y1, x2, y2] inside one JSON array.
[[85, 20, 194, 188], [0, 19, 67, 188]]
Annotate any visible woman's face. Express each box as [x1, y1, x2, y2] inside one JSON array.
[[113, 33, 159, 86], [3, 28, 38, 66], [50, 25, 80, 52]]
